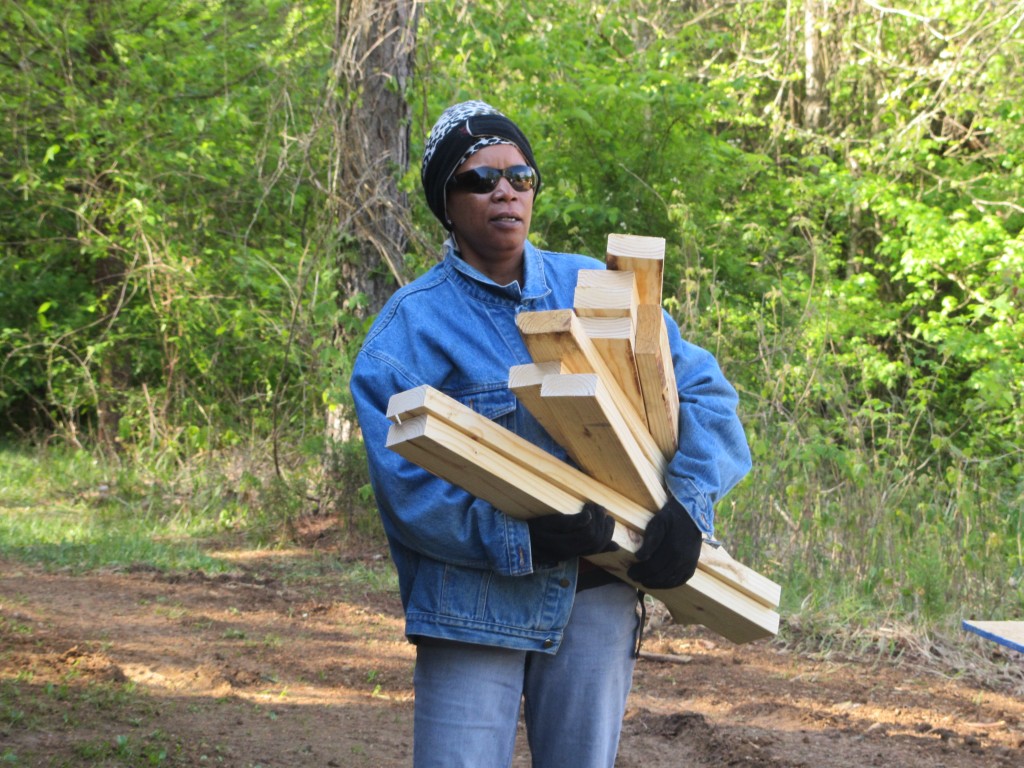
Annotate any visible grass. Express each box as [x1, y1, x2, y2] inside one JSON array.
[[0, 437, 396, 590], [722, 415, 1024, 636], [0, 496, 229, 576], [0, 441, 311, 575]]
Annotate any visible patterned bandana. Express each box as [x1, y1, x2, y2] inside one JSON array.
[[420, 100, 541, 229]]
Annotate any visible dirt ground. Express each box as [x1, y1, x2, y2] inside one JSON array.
[[2, 535, 1023, 768]]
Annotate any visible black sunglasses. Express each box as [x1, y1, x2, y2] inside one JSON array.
[[448, 165, 536, 194]]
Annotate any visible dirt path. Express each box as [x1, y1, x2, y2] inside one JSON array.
[[2, 547, 1022, 767]]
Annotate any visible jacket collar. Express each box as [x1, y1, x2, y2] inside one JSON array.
[[443, 236, 552, 303]]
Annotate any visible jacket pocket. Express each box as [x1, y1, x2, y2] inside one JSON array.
[[449, 386, 517, 431]]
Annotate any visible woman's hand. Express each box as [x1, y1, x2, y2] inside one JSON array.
[[527, 502, 617, 564], [627, 496, 703, 589]]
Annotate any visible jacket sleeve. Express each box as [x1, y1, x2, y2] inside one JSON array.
[[662, 311, 752, 538], [349, 346, 534, 577]]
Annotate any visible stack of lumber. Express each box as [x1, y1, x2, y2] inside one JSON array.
[[384, 234, 781, 644]]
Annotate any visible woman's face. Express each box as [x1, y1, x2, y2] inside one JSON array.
[[446, 143, 534, 286]]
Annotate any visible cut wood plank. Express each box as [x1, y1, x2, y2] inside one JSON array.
[[698, 545, 783, 610], [605, 233, 665, 307], [385, 410, 779, 642], [575, 268, 635, 290], [516, 309, 663, 471], [573, 269, 639, 321], [672, 568, 780, 642], [389, 382, 660, 530], [577, 315, 645, 421], [540, 373, 664, 510], [386, 414, 580, 519], [634, 304, 680, 459], [962, 620, 1024, 654], [585, 543, 779, 644], [386, 385, 781, 612], [506, 362, 574, 451]]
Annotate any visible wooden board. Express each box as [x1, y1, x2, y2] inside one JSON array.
[[698, 545, 782, 609], [605, 233, 666, 307], [540, 373, 665, 510], [507, 362, 574, 452], [386, 414, 579, 519], [634, 304, 679, 459], [573, 269, 639, 321], [577, 315, 646, 421], [386, 386, 781, 612], [516, 309, 663, 471], [385, 409, 779, 642], [962, 620, 1024, 653], [586, 545, 780, 644], [390, 383, 658, 531]]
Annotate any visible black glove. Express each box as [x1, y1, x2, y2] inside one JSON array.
[[527, 502, 618, 564], [627, 495, 703, 589]]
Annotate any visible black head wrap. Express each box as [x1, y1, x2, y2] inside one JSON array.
[[421, 100, 541, 230]]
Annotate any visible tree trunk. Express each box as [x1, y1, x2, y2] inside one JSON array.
[[92, 248, 131, 449], [321, 0, 418, 517], [803, 0, 829, 130], [85, 0, 131, 451]]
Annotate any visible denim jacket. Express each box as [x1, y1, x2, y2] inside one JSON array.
[[349, 238, 751, 652]]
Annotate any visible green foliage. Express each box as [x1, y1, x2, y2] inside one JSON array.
[[1, 0, 1022, 631], [0, 0, 333, 446], [413, 0, 1024, 625]]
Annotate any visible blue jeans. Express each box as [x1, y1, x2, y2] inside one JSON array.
[[412, 582, 640, 768]]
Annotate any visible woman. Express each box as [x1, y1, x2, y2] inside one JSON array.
[[349, 100, 751, 768]]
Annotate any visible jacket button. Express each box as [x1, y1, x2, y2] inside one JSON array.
[[542, 639, 554, 649], [559, 578, 571, 588]]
